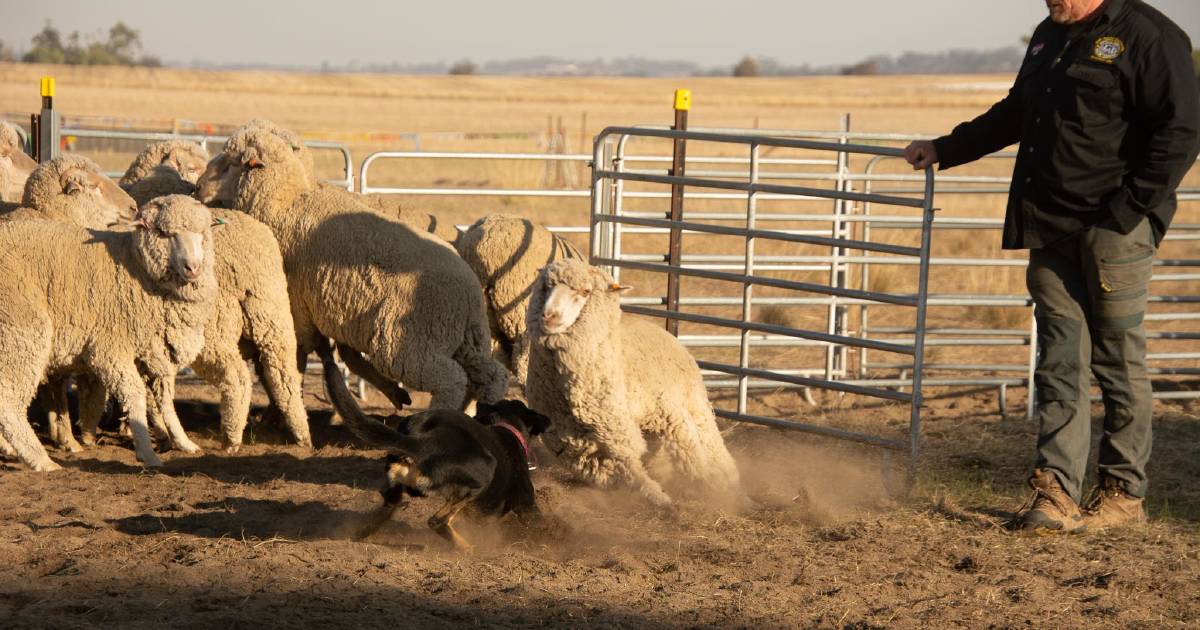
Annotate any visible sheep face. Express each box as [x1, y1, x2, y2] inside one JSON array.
[[0, 141, 37, 203], [195, 153, 238, 208], [165, 144, 208, 185], [530, 260, 630, 337], [23, 156, 138, 230], [131, 194, 217, 300], [228, 132, 311, 212]]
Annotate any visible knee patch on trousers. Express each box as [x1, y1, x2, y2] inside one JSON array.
[[1035, 316, 1082, 403]]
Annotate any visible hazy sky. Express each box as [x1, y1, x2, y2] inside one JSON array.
[[2, 0, 1198, 68]]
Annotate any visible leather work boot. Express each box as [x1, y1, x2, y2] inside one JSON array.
[[1018, 468, 1086, 533], [1083, 477, 1147, 530]]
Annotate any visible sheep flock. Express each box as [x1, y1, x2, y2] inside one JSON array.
[[0, 118, 745, 511]]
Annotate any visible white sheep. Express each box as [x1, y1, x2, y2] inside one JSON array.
[[0, 121, 37, 205], [455, 214, 585, 388], [119, 139, 209, 205], [0, 195, 217, 471], [218, 125, 508, 411], [33, 144, 312, 451], [525, 259, 743, 507]]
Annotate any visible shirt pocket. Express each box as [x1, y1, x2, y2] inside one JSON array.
[[1064, 63, 1121, 123]]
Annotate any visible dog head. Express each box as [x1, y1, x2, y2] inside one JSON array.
[[475, 399, 551, 437]]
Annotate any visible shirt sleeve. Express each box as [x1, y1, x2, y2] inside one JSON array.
[[1105, 27, 1200, 234], [931, 58, 1032, 171]]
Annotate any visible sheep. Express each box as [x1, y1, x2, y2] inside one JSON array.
[[9, 155, 140, 452], [524, 259, 742, 507], [118, 139, 209, 205], [219, 126, 508, 412], [455, 214, 585, 388], [0, 195, 217, 471], [0, 121, 37, 204], [33, 146, 313, 451]]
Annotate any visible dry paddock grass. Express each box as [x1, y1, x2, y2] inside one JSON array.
[[0, 63, 1197, 628]]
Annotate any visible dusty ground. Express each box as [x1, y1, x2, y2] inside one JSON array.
[[1, 375, 1197, 629]]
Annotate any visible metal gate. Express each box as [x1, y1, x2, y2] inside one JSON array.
[[589, 126, 937, 471]]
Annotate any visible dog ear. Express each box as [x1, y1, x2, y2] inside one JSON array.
[[473, 401, 497, 425], [519, 404, 552, 435]]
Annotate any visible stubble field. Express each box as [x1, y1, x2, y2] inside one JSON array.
[[0, 63, 1197, 628]]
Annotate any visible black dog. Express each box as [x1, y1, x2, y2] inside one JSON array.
[[351, 400, 551, 550]]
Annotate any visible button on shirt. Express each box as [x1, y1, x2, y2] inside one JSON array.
[[931, 0, 1200, 249]]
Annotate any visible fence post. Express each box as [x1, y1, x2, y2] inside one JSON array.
[[33, 76, 58, 162], [665, 89, 691, 336]]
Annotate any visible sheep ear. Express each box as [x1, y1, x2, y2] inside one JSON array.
[[245, 157, 264, 169], [608, 283, 633, 294]]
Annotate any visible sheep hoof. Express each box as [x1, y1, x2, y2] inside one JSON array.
[[138, 453, 164, 468], [176, 441, 202, 454], [224, 444, 242, 454], [32, 459, 62, 472], [80, 433, 97, 447]]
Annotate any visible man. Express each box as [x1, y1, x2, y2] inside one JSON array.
[[905, 0, 1199, 532]]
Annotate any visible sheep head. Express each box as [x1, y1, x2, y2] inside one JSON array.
[[119, 140, 209, 188], [129, 194, 217, 301], [195, 152, 237, 207], [22, 155, 137, 230], [0, 122, 37, 203], [228, 119, 317, 185], [224, 129, 312, 217], [528, 259, 631, 338]]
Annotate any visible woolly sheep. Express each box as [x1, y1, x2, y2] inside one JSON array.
[[455, 214, 584, 388], [0, 195, 217, 471], [0, 121, 37, 204], [19, 154, 137, 228], [524, 259, 742, 507], [42, 146, 312, 451], [119, 139, 209, 205], [222, 127, 508, 410]]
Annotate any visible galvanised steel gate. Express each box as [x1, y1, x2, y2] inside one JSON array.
[[589, 126, 937, 470]]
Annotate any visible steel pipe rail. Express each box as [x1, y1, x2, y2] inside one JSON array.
[[61, 127, 356, 191], [591, 125, 937, 476]]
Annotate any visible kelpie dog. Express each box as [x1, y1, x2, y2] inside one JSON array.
[[350, 400, 551, 550]]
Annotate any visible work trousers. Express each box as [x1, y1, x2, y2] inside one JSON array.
[[1026, 219, 1155, 502]]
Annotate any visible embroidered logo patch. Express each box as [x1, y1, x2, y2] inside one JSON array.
[[1090, 36, 1125, 63], [1030, 42, 1045, 56]]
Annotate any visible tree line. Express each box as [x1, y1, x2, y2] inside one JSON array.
[[0, 21, 160, 67]]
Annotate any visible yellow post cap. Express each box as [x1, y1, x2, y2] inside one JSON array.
[[40, 76, 55, 98], [673, 89, 691, 111]]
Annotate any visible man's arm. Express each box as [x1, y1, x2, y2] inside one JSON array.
[[1105, 29, 1200, 234], [930, 89, 1024, 171]]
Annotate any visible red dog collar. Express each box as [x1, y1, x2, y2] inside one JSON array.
[[494, 421, 537, 471]]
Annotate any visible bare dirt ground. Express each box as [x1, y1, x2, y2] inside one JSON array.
[[1, 375, 1197, 629]]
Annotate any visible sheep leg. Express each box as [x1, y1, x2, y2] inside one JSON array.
[[509, 335, 531, 391], [658, 412, 742, 496], [193, 355, 254, 451], [0, 406, 60, 472], [97, 363, 162, 468], [77, 375, 108, 446], [242, 294, 312, 448], [147, 375, 201, 454], [316, 340, 374, 429], [400, 352, 469, 411], [336, 343, 411, 411], [41, 381, 80, 453], [0, 433, 15, 457], [548, 432, 673, 507]]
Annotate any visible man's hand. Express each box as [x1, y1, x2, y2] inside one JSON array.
[[903, 140, 939, 170]]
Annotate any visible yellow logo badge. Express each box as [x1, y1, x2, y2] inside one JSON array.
[[1090, 36, 1125, 64]]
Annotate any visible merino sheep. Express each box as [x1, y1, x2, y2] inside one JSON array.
[[0, 195, 217, 470], [119, 139, 209, 205], [35, 147, 312, 451], [220, 127, 508, 411], [525, 259, 742, 507], [455, 214, 585, 387], [0, 121, 37, 204]]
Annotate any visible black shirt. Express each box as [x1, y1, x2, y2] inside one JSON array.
[[932, 0, 1200, 249]]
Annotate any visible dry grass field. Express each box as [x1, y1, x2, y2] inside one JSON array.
[[0, 62, 1197, 628]]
